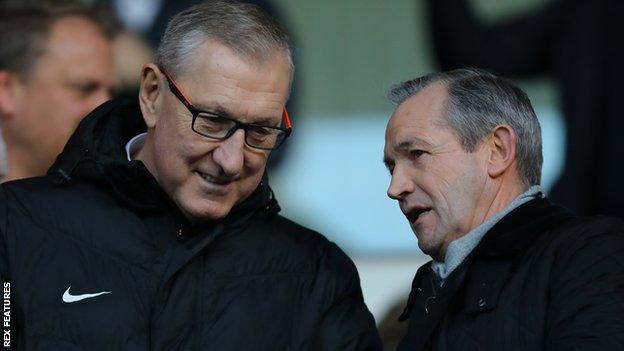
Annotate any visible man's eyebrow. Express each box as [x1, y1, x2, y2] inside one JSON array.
[[197, 103, 278, 126], [66, 80, 99, 92], [249, 116, 279, 126], [396, 137, 432, 151], [396, 140, 413, 151], [196, 103, 235, 119]]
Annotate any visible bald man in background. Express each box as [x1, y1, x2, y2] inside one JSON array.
[[0, 1, 115, 182]]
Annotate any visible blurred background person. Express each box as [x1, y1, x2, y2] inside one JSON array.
[[104, 0, 284, 48], [0, 0, 115, 182], [377, 298, 410, 350], [0, 126, 7, 179], [110, 29, 154, 99], [426, 0, 624, 218]]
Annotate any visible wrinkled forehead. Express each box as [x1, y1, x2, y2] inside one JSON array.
[[178, 40, 290, 87], [171, 41, 291, 122], [385, 84, 449, 149]]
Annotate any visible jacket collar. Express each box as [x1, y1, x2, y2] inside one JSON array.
[[473, 197, 574, 258], [461, 197, 574, 313], [398, 198, 575, 349], [400, 197, 574, 318]]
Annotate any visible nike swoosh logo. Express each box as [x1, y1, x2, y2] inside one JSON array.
[[62, 286, 111, 303]]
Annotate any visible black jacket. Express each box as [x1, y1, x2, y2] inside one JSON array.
[[397, 198, 624, 350], [0, 99, 381, 350]]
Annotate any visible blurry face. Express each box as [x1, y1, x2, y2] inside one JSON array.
[[140, 41, 290, 222], [11, 16, 113, 176], [384, 84, 490, 260], [0, 130, 7, 178]]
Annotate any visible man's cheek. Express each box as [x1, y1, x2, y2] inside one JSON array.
[[0, 131, 8, 178]]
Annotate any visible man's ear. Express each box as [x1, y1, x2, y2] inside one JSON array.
[[0, 71, 22, 119], [138, 63, 163, 128], [487, 124, 517, 178]]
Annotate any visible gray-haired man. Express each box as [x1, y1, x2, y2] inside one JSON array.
[[384, 69, 624, 350], [0, 1, 380, 349]]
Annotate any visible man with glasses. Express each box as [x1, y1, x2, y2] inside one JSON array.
[[0, 1, 380, 349]]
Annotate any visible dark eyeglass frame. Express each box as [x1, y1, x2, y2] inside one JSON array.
[[160, 67, 292, 150]]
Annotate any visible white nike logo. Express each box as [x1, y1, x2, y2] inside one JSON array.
[[62, 286, 111, 303]]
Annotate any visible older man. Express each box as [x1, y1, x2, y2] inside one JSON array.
[[384, 69, 624, 350], [0, 1, 380, 349], [0, 2, 114, 182]]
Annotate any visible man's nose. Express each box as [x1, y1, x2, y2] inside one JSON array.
[[212, 129, 246, 177], [387, 166, 414, 201]]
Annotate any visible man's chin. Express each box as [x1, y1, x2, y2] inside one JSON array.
[[413, 227, 443, 258], [417, 240, 445, 260], [179, 200, 233, 223]]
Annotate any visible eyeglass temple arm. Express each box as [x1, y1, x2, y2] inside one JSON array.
[[161, 68, 195, 111], [282, 108, 292, 129]]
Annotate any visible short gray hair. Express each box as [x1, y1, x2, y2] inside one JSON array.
[[387, 68, 543, 187], [155, 0, 293, 82]]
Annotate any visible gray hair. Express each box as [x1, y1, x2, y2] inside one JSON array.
[[0, 0, 116, 79], [387, 68, 543, 187], [155, 0, 293, 83]]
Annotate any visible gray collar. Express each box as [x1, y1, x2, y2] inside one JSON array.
[[430, 185, 543, 284], [125, 132, 147, 161]]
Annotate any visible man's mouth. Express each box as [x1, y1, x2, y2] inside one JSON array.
[[406, 207, 432, 223], [195, 171, 232, 186]]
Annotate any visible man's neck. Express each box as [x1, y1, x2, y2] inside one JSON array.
[[431, 184, 543, 282], [1, 150, 46, 182], [2, 167, 35, 182], [133, 136, 160, 186], [134, 138, 151, 169], [435, 178, 525, 257], [2, 143, 54, 182], [470, 177, 526, 232]]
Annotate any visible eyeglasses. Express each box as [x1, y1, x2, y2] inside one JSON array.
[[160, 67, 292, 150]]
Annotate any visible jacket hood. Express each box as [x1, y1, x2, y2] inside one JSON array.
[[48, 99, 280, 226]]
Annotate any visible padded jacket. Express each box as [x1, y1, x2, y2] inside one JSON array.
[[397, 198, 624, 350], [0, 99, 381, 350]]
